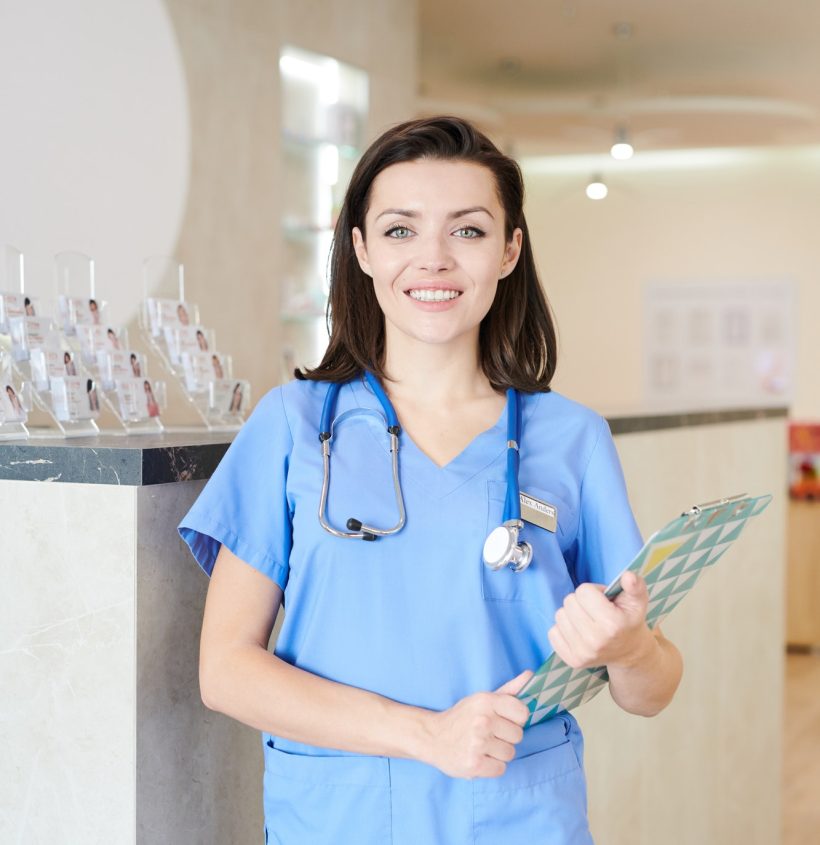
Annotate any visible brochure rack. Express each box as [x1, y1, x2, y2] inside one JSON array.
[[53, 251, 166, 434], [139, 257, 249, 432]]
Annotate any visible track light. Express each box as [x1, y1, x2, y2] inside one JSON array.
[[610, 126, 634, 160], [585, 175, 608, 200]]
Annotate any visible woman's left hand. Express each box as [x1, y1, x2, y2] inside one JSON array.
[[547, 571, 655, 670]]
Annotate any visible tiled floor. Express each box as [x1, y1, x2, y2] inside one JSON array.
[[783, 652, 820, 844]]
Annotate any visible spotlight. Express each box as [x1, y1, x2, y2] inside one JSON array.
[[585, 175, 608, 200], [610, 126, 634, 160]]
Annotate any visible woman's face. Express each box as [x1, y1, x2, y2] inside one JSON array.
[[352, 159, 522, 351]]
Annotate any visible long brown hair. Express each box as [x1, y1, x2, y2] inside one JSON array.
[[296, 115, 557, 393]]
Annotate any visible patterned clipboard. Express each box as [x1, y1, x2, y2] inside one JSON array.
[[518, 493, 773, 728]]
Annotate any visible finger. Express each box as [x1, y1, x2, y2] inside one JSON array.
[[554, 606, 584, 647], [472, 757, 506, 779], [492, 694, 531, 727], [613, 572, 649, 615], [490, 715, 524, 746], [484, 736, 517, 764], [573, 582, 620, 624], [548, 624, 581, 668], [494, 669, 533, 696], [562, 594, 599, 644]]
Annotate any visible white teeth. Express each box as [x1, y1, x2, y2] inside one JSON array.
[[408, 289, 461, 302]]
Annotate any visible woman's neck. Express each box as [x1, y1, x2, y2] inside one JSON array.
[[381, 329, 496, 406]]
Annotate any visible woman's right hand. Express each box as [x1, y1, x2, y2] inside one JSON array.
[[421, 670, 533, 779]]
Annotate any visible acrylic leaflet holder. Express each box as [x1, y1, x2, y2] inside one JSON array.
[[518, 493, 773, 728], [140, 294, 249, 431], [0, 349, 30, 439]]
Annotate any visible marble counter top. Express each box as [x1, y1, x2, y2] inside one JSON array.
[[0, 405, 788, 486], [0, 430, 234, 486]]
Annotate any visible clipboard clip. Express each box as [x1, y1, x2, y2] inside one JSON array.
[[682, 493, 747, 517]]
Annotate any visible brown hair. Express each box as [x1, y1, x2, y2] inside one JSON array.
[[296, 115, 557, 392]]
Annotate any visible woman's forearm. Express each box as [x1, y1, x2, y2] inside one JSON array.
[[606, 627, 683, 717], [202, 644, 435, 760]]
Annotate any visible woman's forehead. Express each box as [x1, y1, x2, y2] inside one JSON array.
[[368, 159, 500, 214]]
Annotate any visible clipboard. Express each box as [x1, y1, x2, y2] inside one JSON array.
[[518, 493, 773, 728]]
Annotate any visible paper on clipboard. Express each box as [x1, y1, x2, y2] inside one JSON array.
[[518, 493, 773, 728]]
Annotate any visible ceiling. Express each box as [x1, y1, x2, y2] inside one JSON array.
[[417, 0, 820, 155]]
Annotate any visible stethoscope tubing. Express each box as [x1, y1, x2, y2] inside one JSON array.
[[318, 372, 521, 548]]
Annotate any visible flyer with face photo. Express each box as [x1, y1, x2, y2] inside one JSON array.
[[0, 292, 37, 332], [181, 351, 226, 391], [145, 298, 193, 337], [97, 349, 144, 389], [210, 379, 248, 416], [50, 376, 100, 422], [58, 296, 104, 333], [163, 325, 212, 365], [77, 325, 126, 362], [115, 378, 161, 420], [1, 381, 27, 423], [9, 316, 56, 361], [30, 349, 78, 390]]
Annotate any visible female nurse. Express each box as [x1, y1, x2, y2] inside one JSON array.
[[179, 116, 684, 844]]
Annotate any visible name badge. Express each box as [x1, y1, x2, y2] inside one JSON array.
[[520, 492, 557, 533]]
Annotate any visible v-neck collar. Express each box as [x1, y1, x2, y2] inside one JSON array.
[[348, 373, 542, 499]]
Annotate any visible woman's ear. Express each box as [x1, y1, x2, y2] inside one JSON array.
[[351, 227, 372, 277], [499, 227, 523, 280]]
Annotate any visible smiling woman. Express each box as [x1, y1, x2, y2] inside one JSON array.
[[299, 117, 556, 393], [178, 115, 682, 844]]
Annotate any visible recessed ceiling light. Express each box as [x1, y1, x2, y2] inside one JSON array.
[[586, 175, 608, 200], [610, 126, 634, 160]]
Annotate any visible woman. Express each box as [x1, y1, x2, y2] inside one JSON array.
[[228, 382, 243, 413], [64, 351, 77, 376], [144, 380, 160, 417], [179, 116, 683, 843], [4, 384, 24, 419], [86, 379, 99, 412]]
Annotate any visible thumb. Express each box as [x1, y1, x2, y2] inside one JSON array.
[[614, 571, 648, 611], [495, 669, 534, 696]]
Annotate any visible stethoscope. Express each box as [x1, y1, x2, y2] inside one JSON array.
[[318, 372, 533, 573]]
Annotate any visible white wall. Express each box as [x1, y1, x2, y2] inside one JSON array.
[[0, 0, 419, 405], [522, 147, 820, 419], [0, 0, 190, 326]]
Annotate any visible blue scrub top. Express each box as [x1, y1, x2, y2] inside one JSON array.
[[179, 376, 642, 844]]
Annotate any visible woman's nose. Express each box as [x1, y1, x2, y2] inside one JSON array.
[[416, 232, 454, 273]]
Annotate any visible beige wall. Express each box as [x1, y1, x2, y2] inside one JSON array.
[[584, 418, 786, 845], [162, 0, 419, 401], [521, 147, 820, 419]]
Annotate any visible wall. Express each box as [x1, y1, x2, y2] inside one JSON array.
[[161, 0, 418, 399], [583, 418, 786, 845], [521, 147, 820, 420], [0, 0, 418, 408]]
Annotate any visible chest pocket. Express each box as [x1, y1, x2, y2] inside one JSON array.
[[482, 480, 577, 604]]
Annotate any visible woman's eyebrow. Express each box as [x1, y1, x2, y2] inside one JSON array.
[[375, 206, 494, 220]]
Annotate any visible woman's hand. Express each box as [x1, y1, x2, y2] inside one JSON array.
[[548, 571, 655, 670], [420, 670, 532, 779]]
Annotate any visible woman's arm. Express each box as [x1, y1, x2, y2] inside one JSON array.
[[199, 544, 531, 778], [548, 571, 683, 717]]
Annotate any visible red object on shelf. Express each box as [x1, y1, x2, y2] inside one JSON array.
[[789, 423, 820, 500]]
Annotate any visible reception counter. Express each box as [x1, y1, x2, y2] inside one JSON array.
[[0, 406, 787, 844]]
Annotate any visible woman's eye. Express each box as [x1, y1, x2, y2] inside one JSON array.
[[453, 226, 484, 239], [385, 225, 412, 239]]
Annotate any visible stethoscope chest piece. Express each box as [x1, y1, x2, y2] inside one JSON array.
[[483, 520, 533, 572]]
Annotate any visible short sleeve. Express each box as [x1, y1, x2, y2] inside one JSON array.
[[574, 416, 643, 587], [177, 387, 293, 589]]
